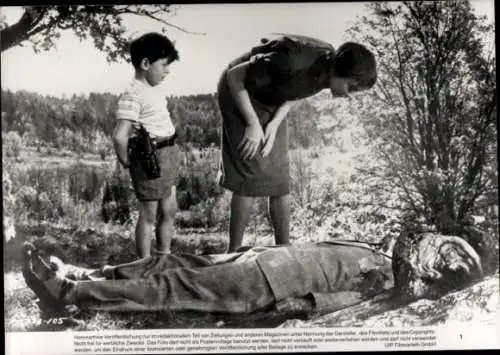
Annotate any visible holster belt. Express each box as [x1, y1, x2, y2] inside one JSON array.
[[155, 132, 177, 149]]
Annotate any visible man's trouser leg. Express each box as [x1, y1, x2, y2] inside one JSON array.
[[65, 257, 275, 314], [100, 253, 216, 280]]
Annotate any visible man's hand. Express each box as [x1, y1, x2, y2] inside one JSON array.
[[261, 120, 280, 157], [238, 124, 264, 160]]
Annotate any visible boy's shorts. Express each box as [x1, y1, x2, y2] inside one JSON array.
[[129, 144, 181, 201]]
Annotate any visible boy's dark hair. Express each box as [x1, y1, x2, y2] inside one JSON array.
[[129, 32, 179, 69], [332, 42, 377, 90]]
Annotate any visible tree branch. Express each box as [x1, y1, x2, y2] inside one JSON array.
[[1, 7, 44, 52], [1, 5, 205, 56], [117, 7, 205, 35]]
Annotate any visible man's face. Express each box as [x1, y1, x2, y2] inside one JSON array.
[[141, 57, 171, 87], [329, 76, 361, 98]]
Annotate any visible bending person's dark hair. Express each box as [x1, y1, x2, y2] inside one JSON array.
[[333, 42, 377, 90]]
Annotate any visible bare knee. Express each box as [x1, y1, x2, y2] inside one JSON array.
[[232, 193, 255, 209], [139, 201, 158, 224]]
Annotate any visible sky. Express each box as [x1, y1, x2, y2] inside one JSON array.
[[0, 1, 495, 97]]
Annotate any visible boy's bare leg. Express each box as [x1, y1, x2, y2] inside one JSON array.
[[228, 193, 254, 253], [155, 186, 177, 254], [136, 201, 159, 258], [269, 194, 290, 246]]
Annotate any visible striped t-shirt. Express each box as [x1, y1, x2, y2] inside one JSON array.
[[116, 79, 175, 138]]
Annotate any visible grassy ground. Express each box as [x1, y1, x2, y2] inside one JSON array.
[[4, 222, 295, 332], [6, 146, 497, 332], [3, 147, 312, 332], [5, 270, 300, 332], [6, 146, 114, 169]]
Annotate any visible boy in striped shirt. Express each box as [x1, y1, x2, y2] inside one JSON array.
[[112, 32, 180, 258]]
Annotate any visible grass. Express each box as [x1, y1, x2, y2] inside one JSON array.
[[4, 220, 291, 332], [2, 147, 322, 333], [1, 146, 393, 331], [4, 268, 232, 331], [6, 145, 497, 332], [5, 145, 113, 169]]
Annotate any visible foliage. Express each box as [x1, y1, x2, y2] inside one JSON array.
[[0, 5, 198, 62], [2, 130, 22, 159], [168, 94, 223, 149], [2, 171, 16, 215], [345, 1, 497, 232], [1, 88, 330, 159], [176, 146, 224, 210], [3, 171, 17, 241], [4, 147, 228, 229], [287, 99, 328, 149], [7, 161, 109, 224], [287, 148, 405, 247], [101, 164, 132, 224]]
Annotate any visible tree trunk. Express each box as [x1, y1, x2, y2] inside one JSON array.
[[0, 8, 40, 52]]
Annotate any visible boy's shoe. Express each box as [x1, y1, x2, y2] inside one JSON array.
[[22, 242, 75, 311]]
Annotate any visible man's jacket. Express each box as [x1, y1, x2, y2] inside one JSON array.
[[255, 242, 393, 310]]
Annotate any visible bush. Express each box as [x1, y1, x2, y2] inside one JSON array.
[[101, 166, 132, 224], [177, 147, 224, 210], [175, 191, 232, 230], [2, 171, 15, 215], [8, 161, 111, 224], [3, 171, 17, 241], [290, 149, 318, 209], [68, 164, 106, 202], [3, 131, 22, 159]]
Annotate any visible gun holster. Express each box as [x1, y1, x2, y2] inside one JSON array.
[[128, 125, 161, 180]]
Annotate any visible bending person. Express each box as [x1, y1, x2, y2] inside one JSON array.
[[217, 34, 377, 252]]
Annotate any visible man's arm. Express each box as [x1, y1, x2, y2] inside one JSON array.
[[112, 119, 133, 168], [226, 61, 265, 160]]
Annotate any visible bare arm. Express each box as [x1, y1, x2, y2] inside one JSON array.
[[112, 119, 133, 168], [261, 100, 294, 157], [270, 101, 293, 127], [226, 61, 261, 128], [226, 61, 264, 160]]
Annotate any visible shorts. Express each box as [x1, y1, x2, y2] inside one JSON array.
[[129, 144, 181, 201]]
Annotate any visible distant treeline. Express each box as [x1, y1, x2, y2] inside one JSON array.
[[1, 89, 327, 154]]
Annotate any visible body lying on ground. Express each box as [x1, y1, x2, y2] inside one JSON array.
[[22, 233, 483, 317]]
